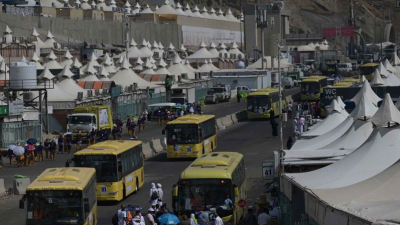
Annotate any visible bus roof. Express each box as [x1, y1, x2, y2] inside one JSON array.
[[180, 152, 243, 179], [27, 167, 96, 191], [74, 140, 142, 155], [247, 88, 279, 96], [333, 82, 352, 87], [302, 76, 326, 82], [167, 114, 215, 125], [360, 63, 379, 67]]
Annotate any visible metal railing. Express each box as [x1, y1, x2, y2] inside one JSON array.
[[0, 121, 42, 149], [0, 79, 55, 90]]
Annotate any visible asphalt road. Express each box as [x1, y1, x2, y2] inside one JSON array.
[[0, 87, 299, 225]]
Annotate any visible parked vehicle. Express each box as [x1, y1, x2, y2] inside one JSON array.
[[337, 63, 353, 72], [282, 77, 294, 89], [205, 84, 231, 103], [236, 86, 257, 93]]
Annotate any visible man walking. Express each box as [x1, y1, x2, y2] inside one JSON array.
[[287, 102, 292, 119], [257, 208, 270, 225], [117, 205, 127, 225]]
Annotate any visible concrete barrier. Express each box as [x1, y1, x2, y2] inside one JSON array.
[[0, 179, 5, 196], [142, 142, 153, 159], [221, 115, 234, 127], [150, 139, 163, 153], [231, 114, 239, 124], [216, 118, 224, 130], [235, 110, 247, 122], [13, 178, 30, 195]]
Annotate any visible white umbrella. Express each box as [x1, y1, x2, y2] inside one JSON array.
[[13, 146, 25, 156], [8, 144, 16, 150]]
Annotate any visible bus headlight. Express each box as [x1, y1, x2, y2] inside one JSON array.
[[108, 191, 118, 196]]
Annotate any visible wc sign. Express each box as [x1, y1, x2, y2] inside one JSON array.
[[324, 88, 337, 100]]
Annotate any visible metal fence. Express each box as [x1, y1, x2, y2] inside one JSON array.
[[278, 192, 292, 225], [0, 121, 42, 148], [147, 93, 166, 105]]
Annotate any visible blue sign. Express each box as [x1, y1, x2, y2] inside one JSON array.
[[110, 86, 121, 98]]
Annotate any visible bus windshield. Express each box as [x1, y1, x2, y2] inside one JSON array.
[[179, 179, 233, 213], [74, 155, 118, 182], [301, 82, 320, 94], [26, 190, 83, 225], [247, 96, 269, 112], [68, 116, 92, 125], [166, 124, 199, 144]]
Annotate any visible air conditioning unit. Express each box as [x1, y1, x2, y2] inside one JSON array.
[[12, 36, 17, 43], [177, 75, 182, 82], [77, 92, 83, 101], [19, 36, 24, 42], [224, 53, 228, 58], [95, 89, 100, 96], [87, 90, 93, 97], [102, 89, 108, 96], [231, 54, 236, 59], [27, 36, 31, 42], [181, 73, 187, 79], [23, 92, 34, 102], [133, 83, 138, 91], [53, 42, 58, 49], [219, 52, 223, 58]]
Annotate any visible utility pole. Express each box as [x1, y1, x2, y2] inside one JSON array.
[[123, 13, 130, 61], [256, 6, 267, 70], [278, 29, 286, 173]]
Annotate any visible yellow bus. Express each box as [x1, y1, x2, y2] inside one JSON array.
[[300, 76, 328, 101], [246, 88, 283, 119], [164, 114, 217, 159], [359, 63, 379, 81], [71, 140, 144, 201], [19, 167, 97, 225], [172, 152, 246, 225]]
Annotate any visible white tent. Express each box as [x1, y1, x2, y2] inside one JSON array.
[[141, 59, 157, 74], [80, 0, 91, 9], [59, 50, 74, 67], [196, 60, 213, 73], [175, 2, 187, 16], [183, 4, 194, 17], [207, 59, 220, 71], [183, 59, 196, 72], [2, 25, 12, 43], [71, 57, 82, 68], [168, 54, 194, 79], [378, 62, 390, 78], [384, 58, 397, 73], [57, 65, 75, 80], [384, 73, 400, 86], [336, 96, 346, 110], [139, 39, 154, 57], [224, 9, 239, 22], [155, 67, 172, 75], [111, 57, 160, 89], [155, 0, 178, 15], [209, 42, 219, 57], [192, 6, 204, 18], [44, 52, 62, 70], [217, 9, 227, 20], [32, 27, 40, 38], [30, 52, 44, 69], [201, 7, 211, 19], [370, 69, 385, 86], [187, 46, 216, 59], [228, 42, 245, 58], [98, 65, 110, 81], [285, 94, 400, 189], [350, 79, 381, 106], [131, 2, 141, 14], [96, 0, 111, 11], [140, 4, 154, 14], [208, 8, 219, 20], [301, 100, 349, 137], [392, 52, 400, 66], [57, 66, 85, 97], [38, 67, 55, 80], [247, 56, 292, 69]]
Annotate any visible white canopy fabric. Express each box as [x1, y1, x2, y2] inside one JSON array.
[[336, 96, 346, 110], [81, 74, 99, 81], [217, 9, 226, 20], [208, 59, 220, 71], [58, 65, 75, 80], [175, 2, 187, 16], [155, 67, 172, 75], [219, 49, 230, 59], [201, 7, 211, 19], [349, 93, 379, 120], [350, 79, 382, 106], [38, 67, 55, 80], [196, 60, 213, 73], [228, 48, 245, 59], [183, 4, 194, 17], [286, 94, 400, 189], [290, 117, 354, 151], [384, 73, 400, 86], [187, 47, 216, 59], [168, 55, 194, 79], [224, 9, 239, 22], [42, 82, 76, 101], [192, 6, 204, 18], [392, 52, 400, 66], [44, 60, 62, 70], [247, 56, 292, 69], [155, 0, 178, 15], [209, 48, 219, 57], [71, 58, 82, 68], [184, 59, 196, 72], [140, 4, 154, 14], [384, 58, 397, 73], [57, 77, 85, 97], [302, 100, 349, 137], [60, 58, 73, 67], [140, 46, 154, 58], [378, 62, 390, 78], [141, 68, 157, 75], [81, 61, 98, 75], [208, 8, 219, 20], [310, 161, 400, 222]]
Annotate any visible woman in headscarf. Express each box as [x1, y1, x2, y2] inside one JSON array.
[[190, 214, 198, 225], [156, 183, 164, 206], [149, 183, 159, 206]]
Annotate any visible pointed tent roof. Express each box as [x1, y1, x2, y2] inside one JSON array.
[[370, 93, 400, 127], [140, 4, 154, 14], [81, 74, 99, 81], [32, 27, 39, 37], [120, 56, 132, 69], [199, 40, 207, 48], [71, 58, 82, 68], [38, 67, 55, 80], [385, 73, 400, 86], [201, 7, 211, 19], [155, 0, 178, 15], [98, 65, 110, 78], [82, 61, 97, 75], [63, 50, 73, 59], [0, 54, 3, 62], [20, 56, 27, 63], [184, 59, 196, 72], [207, 59, 220, 71], [350, 93, 379, 120], [4, 25, 12, 34], [187, 47, 215, 59], [378, 62, 390, 78], [159, 42, 164, 49], [183, 4, 194, 16], [136, 57, 144, 65], [175, 2, 187, 15], [134, 2, 140, 9], [209, 7, 219, 20], [209, 48, 219, 57], [130, 38, 137, 47], [326, 99, 342, 114], [57, 77, 85, 97], [102, 53, 113, 66], [157, 58, 168, 68], [104, 64, 117, 74], [225, 8, 238, 22], [391, 52, 400, 66], [217, 9, 226, 20], [152, 41, 159, 49], [168, 43, 175, 50], [155, 67, 172, 75], [361, 75, 366, 82], [124, 0, 131, 8], [46, 50, 58, 61], [192, 6, 204, 18], [44, 59, 62, 70], [210, 41, 217, 49], [384, 58, 397, 74], [196, 60, 213, 73], [336, 96, 346, 110], [219, 43, 227, 49], [143, 59, 153, 69], [172, 53, 182, 64], [141, 68, 157, 74], [46, 30, 54, 39], [58, 65, 75, 79], [180, 44, 187, 52], [351, 79, 382, 106], [30, 51, 41, 63], [371, 69, 385, 86]]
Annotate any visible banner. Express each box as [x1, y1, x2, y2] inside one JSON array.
[[182, 26, 243, 46]]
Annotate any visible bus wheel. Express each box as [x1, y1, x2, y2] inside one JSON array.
[[134, 178, 139, 194]]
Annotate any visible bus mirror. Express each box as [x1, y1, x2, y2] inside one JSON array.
[[162, 129, 165, 135], [19, 199, 25, 209], [234, 187, 239, 197], [172, 184, 178, 197], [84, 198, 90, 213]]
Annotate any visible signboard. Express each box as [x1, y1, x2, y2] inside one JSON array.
[[323, 26, 354, 38], [8, 100, 24, 116], [323, 27, 336, 38], [262, 161, 274, 180], [0, 106, 8, 115], [182, 25, 242, 46], [341, 26, 355, 37], [110, 86, 121, 98]]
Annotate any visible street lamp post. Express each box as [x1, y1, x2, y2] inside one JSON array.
[[278, 39, 286, 173], [256, 7, 267, 70]]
